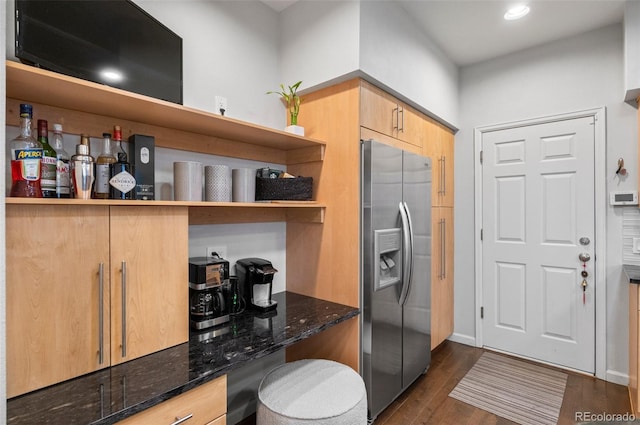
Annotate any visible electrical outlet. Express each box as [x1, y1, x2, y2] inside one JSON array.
[[206, 246, 227, 260], [215, 96, 227, 115], [634, 238, 640, 254]]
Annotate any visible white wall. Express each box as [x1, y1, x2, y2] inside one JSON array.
[[279, 1, 361, 96], [359, 1, 459, 128], [133, 0, 283, 129], [279, 0, 459, 129], [456, 24, 638, 382]]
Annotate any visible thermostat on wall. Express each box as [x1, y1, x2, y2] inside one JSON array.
[[610, 190, 638, 205]]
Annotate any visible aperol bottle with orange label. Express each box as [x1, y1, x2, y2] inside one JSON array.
[[10, 104, 43, 197]]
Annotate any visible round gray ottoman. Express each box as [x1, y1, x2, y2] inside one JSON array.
[[257, 359, 367, 425]]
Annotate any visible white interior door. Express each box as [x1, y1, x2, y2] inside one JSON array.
[[481, 116, 595, 373]]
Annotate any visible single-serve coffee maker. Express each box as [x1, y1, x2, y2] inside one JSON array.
[[236, 258, 278, 312]]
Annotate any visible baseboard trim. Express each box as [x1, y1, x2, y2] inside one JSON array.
[[447, 333, 476, 347], [606, 369, 629, 386]]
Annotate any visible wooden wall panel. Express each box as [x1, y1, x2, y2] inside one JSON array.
[[285, 79, 362, 370], [286, 79, 361, 308]]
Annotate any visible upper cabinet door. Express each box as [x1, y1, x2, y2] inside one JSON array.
[[439, 127, 454, 207], [360, 81, 398, 137], [109, 206, 189, 365], [6, 204, 111, 397], [423, 120, 454, 207], [396, 105, 424, 149], [360, 81, 425, 149]]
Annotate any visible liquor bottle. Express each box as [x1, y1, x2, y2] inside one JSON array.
[[113, 125, 124, 153], [9, 103, 43, 198], [70, 134, 95, 199], [113, 125, 128, 170], [51, 123, 71, 198], [109, 151, 136, 200], [38, 119, 57, 198], [94, 132, 116, 199]]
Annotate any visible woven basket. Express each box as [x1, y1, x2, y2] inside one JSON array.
[[255, 177, 313, 201]]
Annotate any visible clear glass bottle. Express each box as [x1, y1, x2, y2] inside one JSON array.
[[10, 103, 43, 198], [52, 123, 70, 198], [38, 119, 57, 198], [94, 132, 116, 199]]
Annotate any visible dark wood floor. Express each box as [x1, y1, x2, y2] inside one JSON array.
[[238, 341, 631, 424]]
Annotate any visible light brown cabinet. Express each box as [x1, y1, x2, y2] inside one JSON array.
[[6, 204, 188, 397], [6, 204, 110, 398], [631, 103, 640, 414], [360, 80, 424, 150], [423, 117, 455, 348], [109, 206, 189, 365], [115, 375, 226, 425], [431, 207, 454, 349], [630, 283, 640, 415], [423, 119, 454, 207]]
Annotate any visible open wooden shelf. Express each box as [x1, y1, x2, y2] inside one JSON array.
[[6, 61, 325, 165], [5, 197, 325, 224]]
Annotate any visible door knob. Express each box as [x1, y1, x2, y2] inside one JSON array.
[[578, 253, 591, 262]]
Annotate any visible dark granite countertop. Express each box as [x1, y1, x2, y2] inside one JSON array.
[[624, 264, 640, 284], [7, 292, 359, 425]]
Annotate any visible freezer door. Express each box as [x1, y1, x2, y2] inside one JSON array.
[[401, 151, 432, 387], [361, 140, 404, 419]]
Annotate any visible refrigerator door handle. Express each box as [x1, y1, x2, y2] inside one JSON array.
[[398, 202, 414, 306]]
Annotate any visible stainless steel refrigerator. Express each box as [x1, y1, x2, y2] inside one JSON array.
[[361, 139, 432, 422]]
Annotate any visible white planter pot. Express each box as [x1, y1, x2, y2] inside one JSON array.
[[285, 125, 305, 136]]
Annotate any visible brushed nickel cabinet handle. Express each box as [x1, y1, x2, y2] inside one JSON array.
[[442, 218, 446, 279], [442, 155, 446, 196], [171, 413, 194, 425], [121, 260, 127, 358], [392, 106, 399, 131], [399, 106, 404, 133], [440, 219, 446, 279], [98, 262, 104, 364], [439, 156, 445, 195]]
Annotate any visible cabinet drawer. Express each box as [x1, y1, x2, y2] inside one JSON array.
[[116, 375, 226, 425]]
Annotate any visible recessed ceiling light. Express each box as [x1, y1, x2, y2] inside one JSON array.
[[504, 5, 530, 20]]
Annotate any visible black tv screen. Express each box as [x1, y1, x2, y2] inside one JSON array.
[[15, 0, 183, 104]]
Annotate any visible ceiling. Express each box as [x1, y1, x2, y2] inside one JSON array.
[[260, 0, 627, 67]]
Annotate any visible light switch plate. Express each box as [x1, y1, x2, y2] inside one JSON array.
[[633, 238, 640, 254]]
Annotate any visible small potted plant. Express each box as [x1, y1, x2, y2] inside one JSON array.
[[267, 81, 304, 136]]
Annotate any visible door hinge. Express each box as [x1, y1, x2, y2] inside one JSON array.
[[480, 150, 483, 164]]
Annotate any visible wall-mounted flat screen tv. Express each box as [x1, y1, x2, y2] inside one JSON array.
[[15, 0, 183, 104]]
